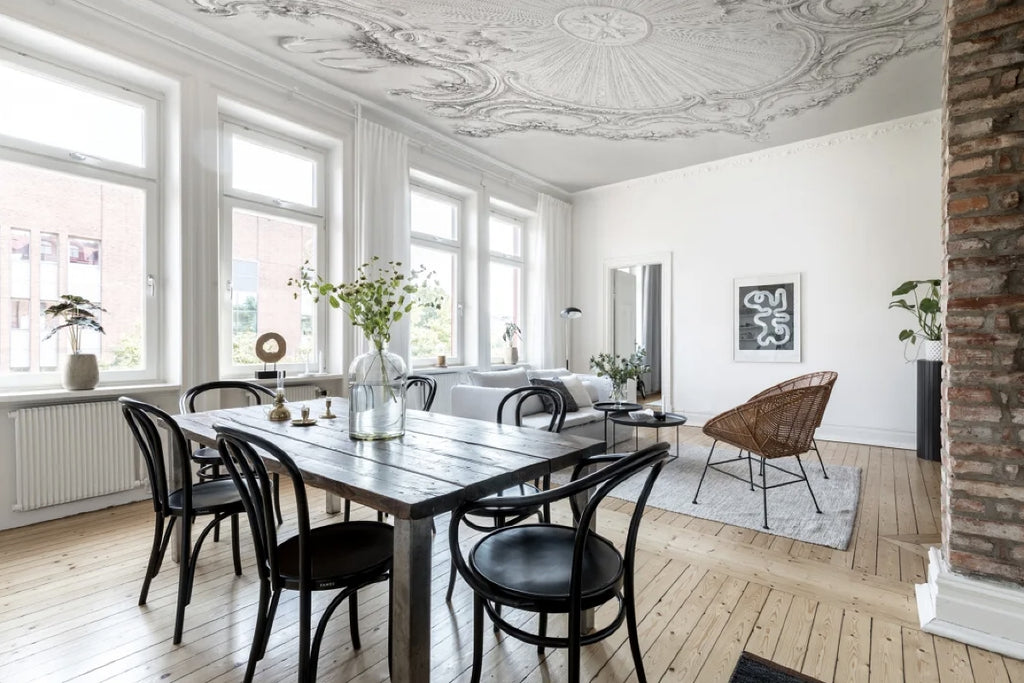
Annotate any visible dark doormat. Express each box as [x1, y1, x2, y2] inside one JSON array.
[[729, 652, 825, 683]]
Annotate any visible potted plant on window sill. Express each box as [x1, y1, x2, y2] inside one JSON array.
[[889, 279, 942, 361], [502, 321, 521, 365], [43, 294, 106, 391]]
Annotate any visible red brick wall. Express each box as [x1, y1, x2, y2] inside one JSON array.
[[944, 0, 1024, 584]]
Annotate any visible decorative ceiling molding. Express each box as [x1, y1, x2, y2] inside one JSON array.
[[573, 110, 941, 195], [187, 0, 941, 142]]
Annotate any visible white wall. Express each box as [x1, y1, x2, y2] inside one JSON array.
[[571, 112, 944, 448]]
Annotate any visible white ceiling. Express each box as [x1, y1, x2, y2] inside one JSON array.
[[151, 0, 944, 192]]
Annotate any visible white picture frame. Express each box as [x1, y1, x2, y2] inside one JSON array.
[[734, 273, 801, 363]]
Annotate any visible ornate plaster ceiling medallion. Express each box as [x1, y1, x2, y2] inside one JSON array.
[[188, 0, 942, 141], [554, 7, 651, 46]]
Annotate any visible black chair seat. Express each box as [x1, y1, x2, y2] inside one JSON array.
[[278, 521, 394, 590], [469, 483, 542, 520], [168, 478, 244, 515], [470, 524, 623, 610], [191, 446, 222, 465]]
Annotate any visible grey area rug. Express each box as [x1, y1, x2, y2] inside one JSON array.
[[562, 443, 861, 550]]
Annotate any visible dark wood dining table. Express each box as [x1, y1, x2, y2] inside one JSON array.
[[173, 397, 604, 683]]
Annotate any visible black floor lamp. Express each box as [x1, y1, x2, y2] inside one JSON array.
[[560, 306, 582, 370]]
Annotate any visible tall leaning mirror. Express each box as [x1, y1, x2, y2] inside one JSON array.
[[604, 252, 673, 410]]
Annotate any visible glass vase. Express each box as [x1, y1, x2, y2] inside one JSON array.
[[610, 380, 627, 404], [348, 345, 407, 440]]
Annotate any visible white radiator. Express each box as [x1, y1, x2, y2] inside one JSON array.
[[10, 401, 141, 512], [427, 372, 460, 415], [286, 384, 324, 402]]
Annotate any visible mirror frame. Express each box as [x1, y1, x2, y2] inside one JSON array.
[[603, 251, 673, 411]]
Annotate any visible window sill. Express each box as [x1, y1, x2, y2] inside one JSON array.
[[0, 382, 181, 406]]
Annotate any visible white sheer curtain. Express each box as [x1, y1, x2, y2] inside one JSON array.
[[526, 193, 573, 369], [356, 118, 410, 360]]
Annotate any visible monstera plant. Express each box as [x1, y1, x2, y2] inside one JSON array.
[[889, 279, 942, 361]]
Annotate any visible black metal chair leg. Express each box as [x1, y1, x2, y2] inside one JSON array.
[[692, 441, 718, 504], [231, 514, 242, 575], [568, 606, 582, 683], [761, 457, 769, 530], [348, 591, 361, 650], [343, 498, 351, 522], [537, 613, 547, 654], [446, 557, 457, 603], [244, 580, 273, 683], [812, 438, 829, 478], [173, 514, 192, 644], [211, 463, 222, 542], [271, 473, 283, 525], [470, 595, 484, 683], [139, 514, 173, 605], [624, 572, 647, 683], [795, 455, 822, 513], [746, 451, 754, 491]]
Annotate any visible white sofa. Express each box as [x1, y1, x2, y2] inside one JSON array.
[[450, 366, 627, 445]]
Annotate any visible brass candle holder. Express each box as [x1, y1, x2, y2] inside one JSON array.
[[321, 397, 337, 419], [267, 389, 292, 422]]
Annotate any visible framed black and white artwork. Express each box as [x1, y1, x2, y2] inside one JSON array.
[[734, 273, 801, 362]]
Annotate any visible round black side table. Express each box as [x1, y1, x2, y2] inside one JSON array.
[[592, 401, 641, 452], [609, 412, 688, 454]]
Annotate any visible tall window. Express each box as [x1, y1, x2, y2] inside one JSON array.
[[489, 211, 524, 362], [0, 54, 159, 386], [409, 185, 461, 364], [220, 121, 324, 371]]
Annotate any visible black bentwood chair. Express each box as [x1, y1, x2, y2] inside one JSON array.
[[445, 385, 567, 603], [216, 424, 394, 683], [180, 380, 283, 527], [404, 374, 438, 412], [449, 442, 673, 683], [118, 397, 244, 645]]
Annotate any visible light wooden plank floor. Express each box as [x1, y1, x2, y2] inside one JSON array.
[[2, 428, 1021, 682]]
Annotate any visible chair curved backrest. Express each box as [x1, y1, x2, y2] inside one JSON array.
[[180, 380, 276, 414], [405, 375, 437, 412], [119, 396, 191, 516], [702, 384, 831, 459], [215, 424, 309, 587], [748, 371, 837, 428], [496, 385, 566, 433]]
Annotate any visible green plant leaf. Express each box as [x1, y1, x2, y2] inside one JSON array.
[[891, 281, 918, 296]]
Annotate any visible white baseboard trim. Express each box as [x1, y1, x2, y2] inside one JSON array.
[[681, 412, 915, 450], [916, 547, 1024, 660]]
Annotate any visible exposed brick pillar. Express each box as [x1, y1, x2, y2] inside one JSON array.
[[944, 0, 1024, 585]]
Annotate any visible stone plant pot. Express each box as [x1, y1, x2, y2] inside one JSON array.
[[63, 353, 99, 390], [921, 339, 942, 362], [503, 347, 519, 365]]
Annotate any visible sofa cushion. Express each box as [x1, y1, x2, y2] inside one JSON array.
[[527, 367, 572, 380], [530, 377, 578, 412], [470, 367, 530, 388], [561, 374, 593, 408]]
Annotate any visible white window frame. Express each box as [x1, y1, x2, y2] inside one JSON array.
[[410, 182, 464, 367], [0, 49, 162, 390], [488, 209, 525, 363], [217, 119, 327, 377]]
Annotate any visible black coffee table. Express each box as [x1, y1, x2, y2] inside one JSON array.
[[609, 411, 688, 454], [592, 401, 642, 452]]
